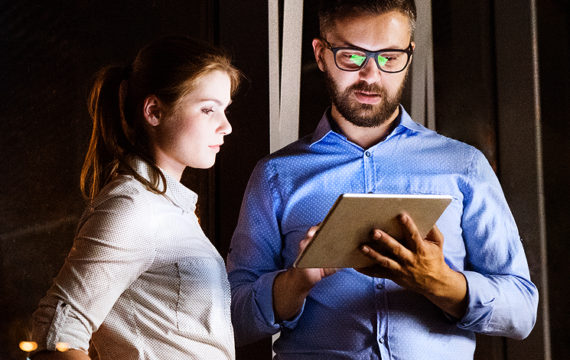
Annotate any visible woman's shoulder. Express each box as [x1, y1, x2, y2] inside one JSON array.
[[80, 175, 158, 234], [94, 174, 152, 205]]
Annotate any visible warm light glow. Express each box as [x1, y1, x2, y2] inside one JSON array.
[[19, 341, 38, 352], [56, 342, 70, 352]]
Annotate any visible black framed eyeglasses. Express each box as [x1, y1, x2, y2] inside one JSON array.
[[321, 38, 414, 73]]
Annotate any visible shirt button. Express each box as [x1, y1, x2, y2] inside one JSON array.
[[364, 151, 371, 157], [378, 337, 385, 344], [376, 283, 384, 290]]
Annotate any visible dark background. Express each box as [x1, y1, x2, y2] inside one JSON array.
[[1, 1, 568, 359]]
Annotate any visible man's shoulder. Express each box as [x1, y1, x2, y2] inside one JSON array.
[[259, 134, 314, 163], [431, 130, 479, 151], [400, 109, 480, 155], [246, 134, 320, 187], [398, 121, 490, 175], [410, 124, 482, 158]]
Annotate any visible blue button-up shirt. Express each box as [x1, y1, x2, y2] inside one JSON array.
[[227, 107, 538, 359]]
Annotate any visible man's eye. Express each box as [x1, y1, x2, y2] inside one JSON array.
[[349, 54, 366, 66], [379, 53, 401, 62]]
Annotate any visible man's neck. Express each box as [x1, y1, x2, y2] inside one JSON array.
[[331, 106, 400, 149]]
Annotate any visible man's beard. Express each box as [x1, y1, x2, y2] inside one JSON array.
[[323, 66, 407, 128]]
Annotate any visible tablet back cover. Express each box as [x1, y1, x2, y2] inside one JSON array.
[[294, 194, 452, 268]]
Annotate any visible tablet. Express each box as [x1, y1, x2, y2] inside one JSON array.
[[293, 193, 452, 268]]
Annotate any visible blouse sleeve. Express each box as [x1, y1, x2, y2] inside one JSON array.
[[32, 185, 158, 353]]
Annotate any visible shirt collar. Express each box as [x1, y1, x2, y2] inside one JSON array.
[[127, 156, 198, 213], [310, 105, 423, 146]]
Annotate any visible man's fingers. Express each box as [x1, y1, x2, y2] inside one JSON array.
[[307, 225, 319, 238], [299, 225, 321, 251], [399, 212, 423, 251], [361, 244, 401, 270], [426, 225, 444, 247], [369, 229, 412, 262]]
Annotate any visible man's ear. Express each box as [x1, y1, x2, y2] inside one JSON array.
[[143, 95, 162, 127], [312, 38, 326, 72], [409, 41, 416, 62]]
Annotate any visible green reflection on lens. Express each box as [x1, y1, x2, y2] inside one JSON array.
[[349, 54, 366, 66]]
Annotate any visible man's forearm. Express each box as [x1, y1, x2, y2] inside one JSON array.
[[272, 268, 315, 322], [272, 269, 311, 322], [421, 267, 468, 319]]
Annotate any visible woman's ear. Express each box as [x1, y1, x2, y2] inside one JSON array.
[[143, 95, 162, 126]]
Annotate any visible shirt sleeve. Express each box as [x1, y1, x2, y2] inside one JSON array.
[[227, 160, 305, 346], [456, 150, 539, 339], [32, 185, 157, 352]]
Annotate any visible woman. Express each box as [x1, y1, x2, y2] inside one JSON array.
[[31, 36, 241, 359]]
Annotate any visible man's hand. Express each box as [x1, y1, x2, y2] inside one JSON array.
[[295, 226, 339, 286], [273, 226, 338, 322], [357, 212, 468, 319]]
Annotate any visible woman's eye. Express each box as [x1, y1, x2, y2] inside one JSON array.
[[201, 108, 214, 115]]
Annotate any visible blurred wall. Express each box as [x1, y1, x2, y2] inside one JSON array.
[[536, 1, 570, 359]]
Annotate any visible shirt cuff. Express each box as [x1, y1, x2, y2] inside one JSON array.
[[253, 270, 305, 330], [32, 299, 91, 353], [456, 270, 496, 329]]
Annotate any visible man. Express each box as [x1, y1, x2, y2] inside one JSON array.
[[227, 1, 538, 359]]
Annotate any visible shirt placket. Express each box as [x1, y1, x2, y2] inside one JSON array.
[[363, 149, 375, 193], [375, 277, 390, 359], [365, 149, 389, 358]]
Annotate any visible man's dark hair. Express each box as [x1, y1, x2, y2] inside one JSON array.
[[318, 0, 417, 39]]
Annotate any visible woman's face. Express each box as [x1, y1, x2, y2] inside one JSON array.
[[152, 70, 232, 179]]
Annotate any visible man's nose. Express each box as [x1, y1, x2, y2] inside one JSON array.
[[358, 56, 382, 83]]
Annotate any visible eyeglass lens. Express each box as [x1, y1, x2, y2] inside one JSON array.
[[336, 49, 408, 72]]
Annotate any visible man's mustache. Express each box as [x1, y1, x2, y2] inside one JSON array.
[[347, 81, 384, 95]]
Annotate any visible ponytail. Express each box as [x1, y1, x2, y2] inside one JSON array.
[[80, 65, 166, 200]]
